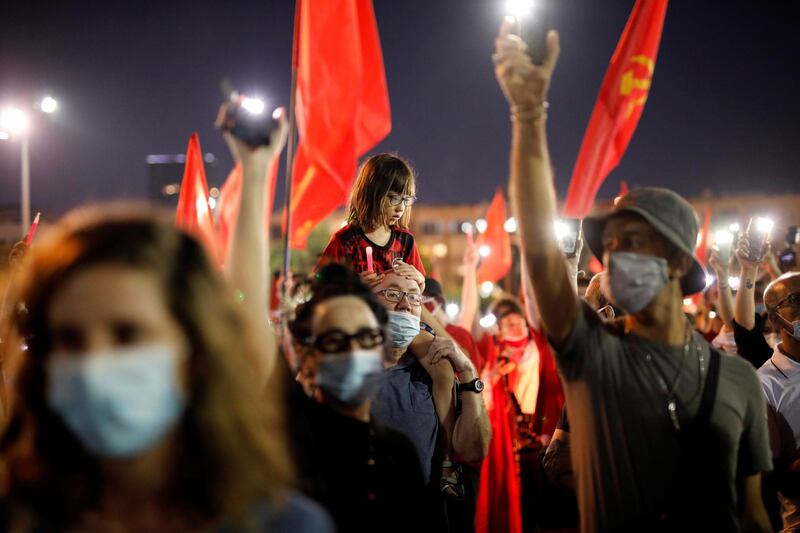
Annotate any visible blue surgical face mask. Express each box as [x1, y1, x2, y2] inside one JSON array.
[[386, 310, 421, 348], [774, 314, 800, 342], [316, 349, 384, 406], [47, 345, 187, 458], [602, 252, 669, 314]]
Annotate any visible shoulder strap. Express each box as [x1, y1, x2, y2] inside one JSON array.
[[693, 347, 721, 431]]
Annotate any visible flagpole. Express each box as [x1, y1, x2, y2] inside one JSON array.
[[280, 0, 301, 300]]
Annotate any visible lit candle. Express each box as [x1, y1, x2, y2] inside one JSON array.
[[366, 246, 373, 271]]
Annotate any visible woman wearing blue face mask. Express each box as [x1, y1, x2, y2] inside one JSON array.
[[0, 112, 332, 531], [287, 264, 430, 533]]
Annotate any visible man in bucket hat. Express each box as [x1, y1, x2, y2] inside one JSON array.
[[492, 20, 772, 532]]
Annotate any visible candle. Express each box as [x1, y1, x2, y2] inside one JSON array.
[[25, 212, 41, 246], [365, 246, 373, 271]]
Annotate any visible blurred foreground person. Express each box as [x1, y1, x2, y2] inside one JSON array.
[[757, 272, 800, 531], [494, 19, 772, 533], [288, 263, 429, 532]]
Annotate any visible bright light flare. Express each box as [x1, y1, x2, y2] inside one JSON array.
[[445, 303, 460, 319], [432, 243, 448, 258], [208, 197, 217, 210], [0, 131, 8, 140], [479, 245, 491, 257], [504, 216, 518, 233], [40, 96, 58, 113], [241, 97, 265, 115], [682, 298, 693, 307], [705, 274, 715, 288], [479, 313, 497, 329], [480, 281, 494, 298], [728, 223, 740, 233], [505, 0, 535, 20], [461, 222, 473, 234], [475, 218, 488, 234], [714, 230, 733, 246], [0, 108, 29, 134], [709, 311, 717, 320], [755, 217, 774, 234], [554, 220, 570, 240], [728, 276, 741, 291]]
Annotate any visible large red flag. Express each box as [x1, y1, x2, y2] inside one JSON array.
[[563, 0, 668, 217], [477, 188, 512, 284], [175, 133, 220, 263], [216, 155, 282, 262], [695, 205, 711, 269], [287, 0, 391, 249]]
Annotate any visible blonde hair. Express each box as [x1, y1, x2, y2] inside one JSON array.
[[347, 153, 416, 231]]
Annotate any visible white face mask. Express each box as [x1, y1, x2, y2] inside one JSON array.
[[386, 310, 421, 348], [602, 252, 669, 314]]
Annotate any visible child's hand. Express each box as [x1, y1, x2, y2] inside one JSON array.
[[392, 260, 425, 289], [359, 270, 384, 287]]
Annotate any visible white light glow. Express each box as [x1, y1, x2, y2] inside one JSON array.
[[461, 222, 473, 234], [755, 217, 774, 234], [728, 223, 740, 233], [479, 245, 491, 257], [432, 243, 448, 258], [208, 197, 217, 210], [682, 298, 693, 307], [40, 96, 58, 113], [241, 97, 265, 115], [554, 220, 570, 240], [479, 313, 497, 329], [705, 274, 715, 288], [480, 281, 494, 298], [475, 218, 488, 234], [709, 311, 717, 320], [504, 216, 518, 233], [728, 276, 741, 291], [0, 108, 29, 134], [0, 131, 8, 140], [505, 0, 535, 19], [714, 230, 733, 246], [446, 303, 460, 319]]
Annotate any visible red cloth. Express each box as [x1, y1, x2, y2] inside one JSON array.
[[563, 0, 669, 217], [287, 0, 391, 249], [318, 224, 426, 277], [175, 133, 220, 265], [476, 188, 512, 284], [696, 205, 711, 269]]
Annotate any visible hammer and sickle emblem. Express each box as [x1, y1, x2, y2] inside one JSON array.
[[620, 55, 654, 119]]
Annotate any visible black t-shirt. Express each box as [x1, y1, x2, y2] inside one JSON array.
[[286, 381, 430, 533], [732, 314, 773, 369]]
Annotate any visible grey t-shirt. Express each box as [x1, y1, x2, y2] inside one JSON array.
[[556, 301, 772, 533]]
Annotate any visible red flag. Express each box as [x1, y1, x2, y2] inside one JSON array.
[[175, 133, 220, 263], [564, 0, 668, 217], [287, 0, 391, 249], [476, 189, 512, 284], [216, 155, 282, 261], [695, 205, 711, 269]]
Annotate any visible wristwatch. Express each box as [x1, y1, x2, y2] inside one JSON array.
[[459, 378, 485, 394]]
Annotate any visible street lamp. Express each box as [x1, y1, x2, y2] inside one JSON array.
[[1, 97, 58, 237]]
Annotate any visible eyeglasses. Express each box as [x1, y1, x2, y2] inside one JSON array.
[[376, 288, 423, 306], [775, 292, 800, 311], [307, 327, 385, 354], [387, 194, 417, 207]]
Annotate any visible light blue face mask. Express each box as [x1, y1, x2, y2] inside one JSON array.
[[315, 349, 384, 406], [775, 315, 800, 342], [602, 252, 669, 314], [386, 310, 421, 348], [47, 345, 187, 458]]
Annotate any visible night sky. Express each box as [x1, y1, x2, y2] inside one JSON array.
[[1, 0, 799, 217]]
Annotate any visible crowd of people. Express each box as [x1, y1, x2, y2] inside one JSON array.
[[0, 19, 798, 533]]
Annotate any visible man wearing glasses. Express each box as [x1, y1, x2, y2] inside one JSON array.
[[758, 272, 800, 531]]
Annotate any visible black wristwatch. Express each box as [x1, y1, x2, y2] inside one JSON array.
[[459, 378, 485, 394]]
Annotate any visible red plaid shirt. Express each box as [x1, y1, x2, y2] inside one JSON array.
[[319, 224, 426, 276]]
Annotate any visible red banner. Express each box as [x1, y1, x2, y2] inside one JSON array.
[[175, 133, 220, 264], [564, 0, 668, 217], [287, 0, 391, 249]]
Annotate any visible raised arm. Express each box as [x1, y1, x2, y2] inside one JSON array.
[[219, 106, 288, 381], [734, 235, 761, 331], [457, 238, 480, 332], [494, 20, 576, 346], [708, 247, 734, 329]]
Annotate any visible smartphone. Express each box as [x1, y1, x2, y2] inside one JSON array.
[[220, 92, 280, 148], [519, 0, 549, 65], [744, 217, 772, 263], [555, 218, 582, 258]]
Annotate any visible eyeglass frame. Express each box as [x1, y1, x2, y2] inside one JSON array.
[[774, 292, 800, 311], [386, 194, 417, 207], [305, 327, 385, 354], [375, 288, 424, 307]]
